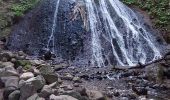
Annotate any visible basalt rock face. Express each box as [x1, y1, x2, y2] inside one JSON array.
[[8, 0, 87, 61], [7, 0, 165, 67]]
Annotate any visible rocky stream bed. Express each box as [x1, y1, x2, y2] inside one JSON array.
[[1, 40, 170, 100]]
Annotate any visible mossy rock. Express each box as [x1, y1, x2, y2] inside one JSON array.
[[15, 60, 32, 70]]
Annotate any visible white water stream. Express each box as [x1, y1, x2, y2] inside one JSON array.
[[85, 0, 161, 67]]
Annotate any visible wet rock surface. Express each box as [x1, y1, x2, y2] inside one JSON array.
[[0, 41, 170, 100]]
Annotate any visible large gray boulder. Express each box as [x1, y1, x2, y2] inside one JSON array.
[[39, 65, 58, 84], [20, 75, 46, 100], [0, 62, 18, 77], [1, 76, 19, 88], [8, 90, 20, 100]]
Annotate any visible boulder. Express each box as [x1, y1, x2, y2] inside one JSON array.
[[39, 82, 58, 98], [3, 87, 17, 100], [20, 75, 46, 100], [0, 51, 14, 61], [26, 75, 46, 90], [81, 89, 106, 100], [49, 94, 78, 100], [8, 90, 20, 100], [27, 93, 45, 100], [20, 72, 34, 80], [0, 62, 18, 77], [39, 65, 58, 84], [1, 76, 19, 88]]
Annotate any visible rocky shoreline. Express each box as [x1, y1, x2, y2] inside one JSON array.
[[1, 40, 170, 100]]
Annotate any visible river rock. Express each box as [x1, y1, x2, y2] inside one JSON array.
[[3, 87, 17, 100], [132, 86, 147, 95], [8, 90, 20, 100], [30, 59, 45, 66], [73, 77, 82, 83], [27, 93, 45, 100], [0, 51, 14, 61], [62, 73, 73, 80], [0, 63, 18, 77], [83, 89, 105, 100], [39, 82, 58, 98], [20, 72, 34, 80], [1, 76, 19, 88], [54, 63, 69, 71], [20, 75, 46, 100], [26, 75, 46, 90], [49, 94, 78, 100], [39, 65, 58, 84]]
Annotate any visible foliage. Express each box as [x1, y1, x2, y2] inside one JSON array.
[[122, 0, 170, 33], [11, 0, 40, 16]]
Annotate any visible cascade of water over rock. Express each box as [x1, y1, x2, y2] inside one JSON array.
[[8, 0, 164, 67], [84, 0, 162, 67]]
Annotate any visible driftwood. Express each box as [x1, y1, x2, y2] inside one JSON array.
[[113, 51, 170, 70]]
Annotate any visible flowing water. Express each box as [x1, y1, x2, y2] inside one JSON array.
[[8, 0, 164, 68], [84, 0, 162, 67], [47, 0, 60, 53]]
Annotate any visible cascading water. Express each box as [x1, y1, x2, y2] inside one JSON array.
[[8, 0, 164, 68], [47, 0, 60, 53], [85, 0, 162, 67]]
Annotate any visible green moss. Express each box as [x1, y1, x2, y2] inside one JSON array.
[[11, 0, 40, 16], [122, 0, 170, 33], [15, 60, 32, 70]]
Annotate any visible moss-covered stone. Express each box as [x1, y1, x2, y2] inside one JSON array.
[[15, 60, 32, 70]]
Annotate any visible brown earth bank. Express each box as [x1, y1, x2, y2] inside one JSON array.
[[1, 39, 170, 100]]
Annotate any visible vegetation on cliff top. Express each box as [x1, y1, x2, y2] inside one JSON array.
[[122, 0, 170, 42], [11, 0, 40, 16], [0, 0, 40, 38]]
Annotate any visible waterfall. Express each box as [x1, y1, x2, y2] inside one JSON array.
[[85, 0, 105, 67], [47, 0, 60, 53], [8, 0, 163, 68], [85, 0, 162, 67]]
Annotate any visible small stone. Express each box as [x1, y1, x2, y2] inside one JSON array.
[[132, 86, 148, 95], [73, 83, 79, 87], [18, 51, 24, 56], [85, 89, 106, 100], [20, 72, 34, 80], [49, 94, 78, 100], [8, 90, 20, 100], [30, 60, 45, 66], [73, 77, 82, 83], [63, 73, 73, 80], [11, 58, 17, 63], [113, 92, 120, 97], [54, 63, 68, 71]]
